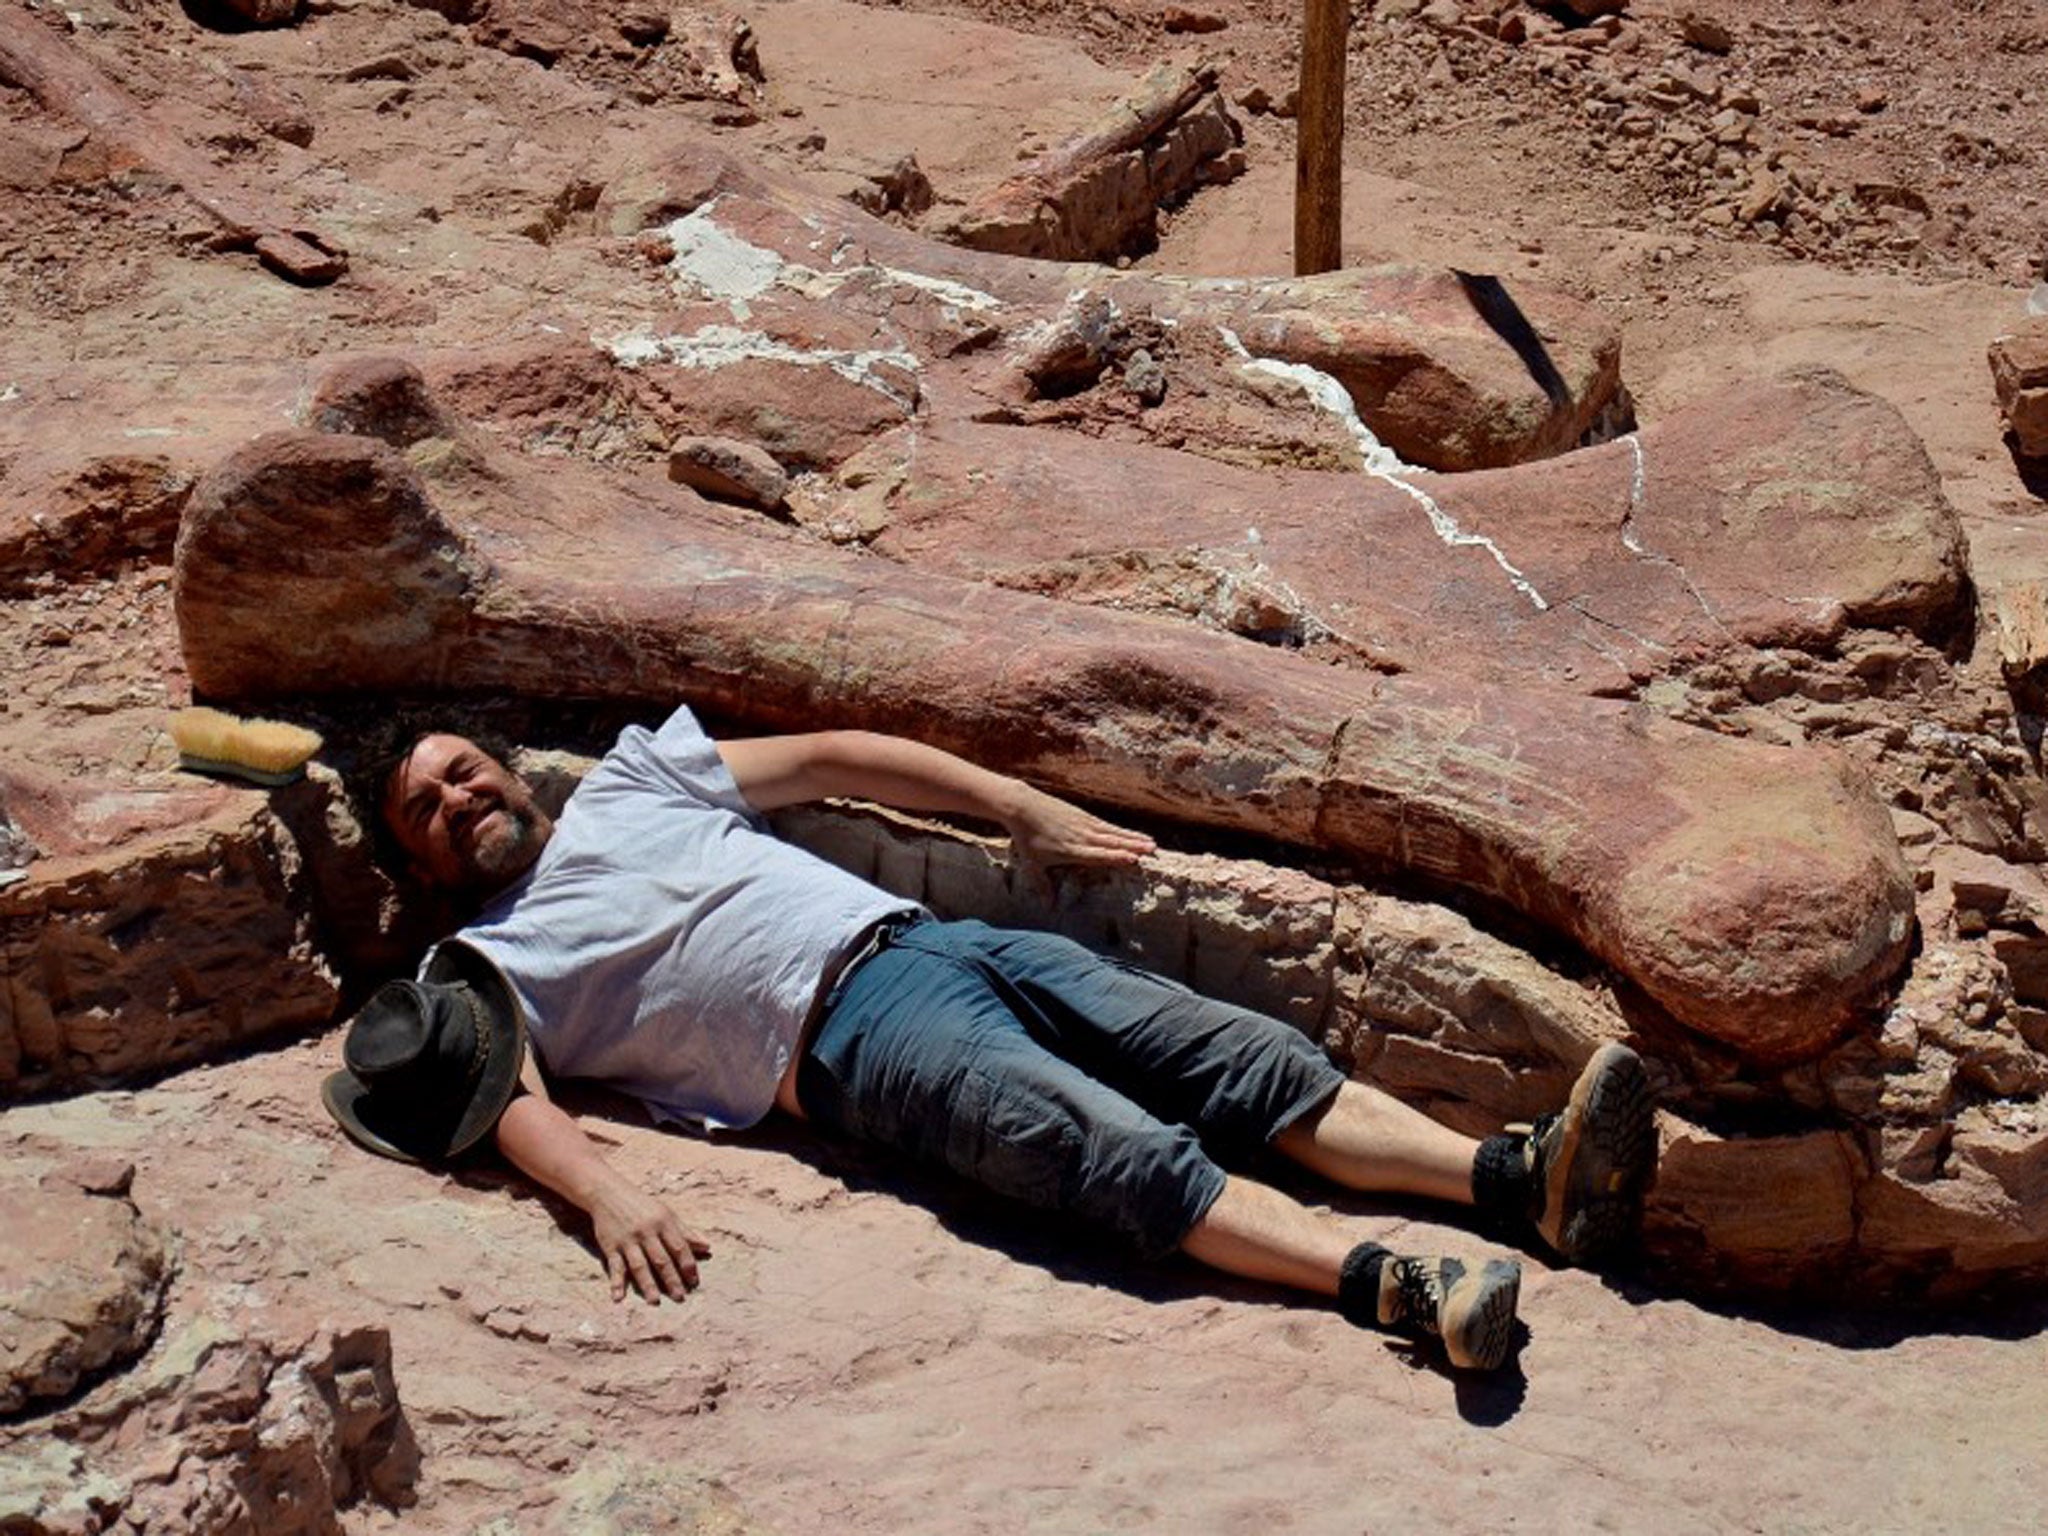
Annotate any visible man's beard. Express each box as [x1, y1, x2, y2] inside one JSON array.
[[464, 804, 543, 889]]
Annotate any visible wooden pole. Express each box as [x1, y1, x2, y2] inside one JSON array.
[[1295, 0, 1347, 275]]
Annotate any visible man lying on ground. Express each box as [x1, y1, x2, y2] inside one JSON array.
[[323, 707, 1658, 1373]]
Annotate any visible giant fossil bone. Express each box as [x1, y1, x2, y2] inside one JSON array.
[[173, 423, 1915, 1062], [826, 367, 1970, 692], [0, 9, 345, 285], [592, 138, 1625, 471]]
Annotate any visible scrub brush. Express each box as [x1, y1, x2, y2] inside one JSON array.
[[169, 707, 323, 787]]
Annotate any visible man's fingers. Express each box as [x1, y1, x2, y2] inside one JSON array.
[[646, 1240, 689, 1301], [622, 1243, 660, 1304], [656, 1216, 711, 1269], [606, 1249, 628, 1303]]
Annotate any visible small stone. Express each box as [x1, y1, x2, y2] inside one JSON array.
[[1738, 169, 1785, 224], [1856, 85, 1889, 114], [838, 152, 934, 219], [340, 54, 418, 84], [616, 6, 668, 46], [0, 1175, 170, 1415], [227, 67, 315, 148], [1679, 10, 1734, 54], [1160, 6, 1227, 33], [43, 1156, 137, 1198], [668, 437, 791, 512], [1889, 807, 1940, 852], [1122, 349, 1168, 408]]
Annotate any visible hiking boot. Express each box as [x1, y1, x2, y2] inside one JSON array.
[[1377, 1253, 1522, 1372], [1521, 1042, 1656, 1265]]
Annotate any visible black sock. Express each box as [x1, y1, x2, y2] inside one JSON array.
[[1472, 1133, 1531, 1219], [1336, 1241, 1391, 1328]]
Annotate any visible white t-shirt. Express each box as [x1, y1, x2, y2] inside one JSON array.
[[442, 708, 921, 1129]]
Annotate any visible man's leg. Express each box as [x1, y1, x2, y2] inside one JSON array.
[[956, 922, 1655, 1267], [1180, 1174, 1520, 1372], [1276, 1046, 1658, 1267], [801, 921, 1520, 1369], [1271, 1080, 1480, 1207]]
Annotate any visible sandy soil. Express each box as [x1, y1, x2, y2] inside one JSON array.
[[12, 1033, 2048, 1534], [6, 0, 2048, 1530]]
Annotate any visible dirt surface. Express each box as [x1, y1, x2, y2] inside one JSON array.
[[6, 0, 2048, 1530], [11, 1040, 2048, 1533]]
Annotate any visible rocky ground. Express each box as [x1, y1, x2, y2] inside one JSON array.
[[6, 0, 2048, 1531]]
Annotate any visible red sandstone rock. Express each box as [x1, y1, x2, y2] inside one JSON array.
[[224, 64, 314, 147], [592, 137, 1625, 471], [0, 9, 344, 283], [0, 798, 339, 1098], [0, 452, 196, 592], [171, 426, 1915, 1060], [668, 435, 790, 510], [1645, 1121, 1862, 1294], [1988, 319, 2048, 460], [939, 64, 1244, 262], [0, 1171, 169, 1416], [0, 1300, 418, 1533], [1857, 1112, 2048, 1296]]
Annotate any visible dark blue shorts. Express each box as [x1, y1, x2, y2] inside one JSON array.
[[795, 918, 1344, 1258]]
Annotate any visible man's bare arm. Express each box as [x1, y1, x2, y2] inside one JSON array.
[[716, 730, 1155, 868], [493, 1060, 712, 1304]]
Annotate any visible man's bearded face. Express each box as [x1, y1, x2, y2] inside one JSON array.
[[385, 734, 555, 896]]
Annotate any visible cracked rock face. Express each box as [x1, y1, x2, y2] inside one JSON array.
[[0, 798, 340, 1101], [0, 1169, 168, 1417], [588, 138, 1627, 473], [0, 1303, 419, 1536], [828, 367, 1968, 694]]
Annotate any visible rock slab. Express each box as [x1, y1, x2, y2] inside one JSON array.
[[1989, 318, 2048, 459], [0, 802, 340, 1099], [0, 1172, 168, 1417], [0, 1307, 417, 1536]]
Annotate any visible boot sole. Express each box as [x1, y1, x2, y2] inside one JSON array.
[[1541, 1043, 1656, 1265], [1441, 1257, 1522, 1372]]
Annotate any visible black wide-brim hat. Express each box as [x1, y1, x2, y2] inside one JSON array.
[[321, 939, 527, 1164]]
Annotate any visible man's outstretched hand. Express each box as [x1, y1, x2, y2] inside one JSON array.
[[1006, 785, 1156, 870], [588, 1180, 713, 1304], [493, 1089, 713, 1305]]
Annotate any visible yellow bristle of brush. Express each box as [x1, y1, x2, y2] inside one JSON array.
[[170, 707, 323, 787]]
